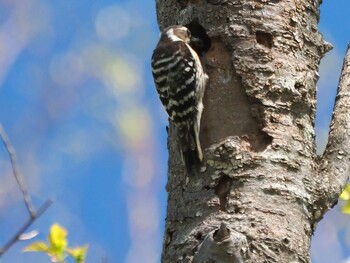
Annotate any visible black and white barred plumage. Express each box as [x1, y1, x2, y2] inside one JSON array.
[[151, 25, 208, 171]]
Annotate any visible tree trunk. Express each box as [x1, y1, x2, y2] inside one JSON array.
[[156, 1, 350, 262]]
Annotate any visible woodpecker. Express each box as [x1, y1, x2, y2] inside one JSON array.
[[151, 25, 208, 172]]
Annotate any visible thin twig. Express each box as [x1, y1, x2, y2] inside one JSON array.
[[0, 199, 53, 256], [0, 123, 35, 216], [0, 122, 53, 257]]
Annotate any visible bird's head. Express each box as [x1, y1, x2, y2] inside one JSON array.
[[162, 25, 191, 43]]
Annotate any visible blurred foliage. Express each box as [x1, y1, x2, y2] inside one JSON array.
[[340, 184, 350, 214], [24, 223, 88, 263], [0, 1, 160, 262]]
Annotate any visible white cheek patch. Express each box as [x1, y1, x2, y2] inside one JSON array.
[[166, 28, 184, 42]]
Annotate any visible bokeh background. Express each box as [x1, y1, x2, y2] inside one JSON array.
[[0, 0, 349, 262]]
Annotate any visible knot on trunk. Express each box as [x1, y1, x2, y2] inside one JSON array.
[[193, 222, 248, 263]]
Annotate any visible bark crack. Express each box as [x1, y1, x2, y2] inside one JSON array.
[[215, 175, 232, 211]]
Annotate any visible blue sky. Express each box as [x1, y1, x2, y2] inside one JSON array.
[[0, 0, 349, 263]]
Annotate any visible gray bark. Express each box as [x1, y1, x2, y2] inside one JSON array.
[[156, 1, 350, 262]]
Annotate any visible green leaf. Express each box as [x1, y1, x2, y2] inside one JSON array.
[[23, 241, 49, 253], [67, 245, 88, 263], [22, 223, 88, 263], [342, 201, 350, 214], [48, 224, 68, 250], [340, 184, 350, 201], [48, 224, 68, 261]]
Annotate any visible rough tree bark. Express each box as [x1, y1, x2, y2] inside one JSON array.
[[156, 1, 350, 262]]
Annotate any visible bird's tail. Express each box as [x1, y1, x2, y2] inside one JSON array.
[[178, 124, 203, 174], [182, 148, 200, 174]]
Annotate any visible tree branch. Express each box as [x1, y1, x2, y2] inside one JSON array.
[[316, 44, 350, 211], [0, 123, 35, 216], [0, 123, 53, 256], [0, 199, 53, 256]]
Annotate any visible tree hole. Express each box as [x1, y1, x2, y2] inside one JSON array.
[[215, 175, 232, 211], [256, 31, 273, 49], [185, 20, 211, 56], [195, 232, 203, 240]]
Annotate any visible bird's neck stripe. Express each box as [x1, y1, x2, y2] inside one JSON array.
[[166, 28, 182, 42]]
